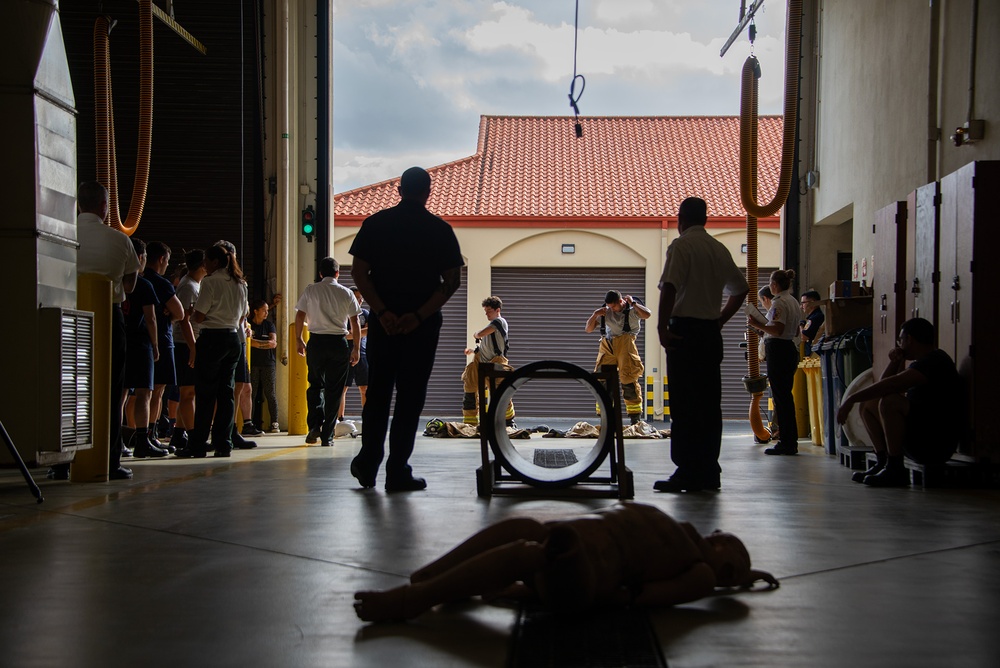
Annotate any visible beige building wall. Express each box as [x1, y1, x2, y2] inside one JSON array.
[[334, 223, 781, 398], [801, 0, 1000, 288]]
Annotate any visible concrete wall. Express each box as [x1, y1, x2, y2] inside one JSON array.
[[800, 0, 1000, 281]]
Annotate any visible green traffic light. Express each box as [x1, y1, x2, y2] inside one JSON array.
[[303, 223, 314, 234]]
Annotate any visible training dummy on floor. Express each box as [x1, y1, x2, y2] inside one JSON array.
[[354, 502, 778, 622]]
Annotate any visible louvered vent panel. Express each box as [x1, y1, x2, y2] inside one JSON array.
[[60, 311, 94, 448], [40, 308, 94, 452]]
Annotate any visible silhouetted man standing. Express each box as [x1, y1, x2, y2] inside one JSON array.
[[349, 167, 463, 492], [656, 197, 749, 493]]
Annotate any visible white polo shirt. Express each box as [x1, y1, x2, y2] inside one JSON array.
[[195, 271, 248, 330], [76, 212, 140, 303], [294, 277, 361, 335], [659, 225, 749, 320]]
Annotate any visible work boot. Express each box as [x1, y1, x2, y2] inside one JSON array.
[[852, 452, 887, 483], [148, 423, 173, 453], [232, 424, 258, 449], [864, 457, 909, 487], [132, 431, 169, 458]]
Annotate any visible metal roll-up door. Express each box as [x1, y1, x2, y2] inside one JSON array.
[[341, 267, 468, 419], [720, 268, 775, 418], [490, 268, 646, 418]]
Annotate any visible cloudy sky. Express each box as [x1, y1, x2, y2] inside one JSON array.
[[333, 0, 787, 194]]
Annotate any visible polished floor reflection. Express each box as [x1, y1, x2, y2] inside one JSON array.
[[1, 421, 998, 668]]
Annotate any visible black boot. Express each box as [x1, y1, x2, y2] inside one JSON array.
[[170, 426, 189, 450], [148, 423, 174, 453], [232, 424, 258, 449], [863, 456, 909, 487], [132, 429, 169, 458], [852, 452, 887, 483]]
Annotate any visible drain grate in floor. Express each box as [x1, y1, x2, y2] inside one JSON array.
[[509, 606, 667, 668], [533, 449, 579, 468]]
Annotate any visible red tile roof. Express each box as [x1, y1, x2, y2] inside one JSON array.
[[334, 115, 784, 220]]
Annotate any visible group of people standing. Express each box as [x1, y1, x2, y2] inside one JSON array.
[[72, 168, 959, 494], [64, 181, 282, 480]]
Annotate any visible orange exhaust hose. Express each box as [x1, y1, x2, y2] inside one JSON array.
[[741, 0, 802, 440], [750, 391, 770, 440], [93, 0, 153, 236], [739, 0, 802, 219]]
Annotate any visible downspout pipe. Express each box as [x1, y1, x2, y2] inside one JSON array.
[[315, 0, 331, 265]]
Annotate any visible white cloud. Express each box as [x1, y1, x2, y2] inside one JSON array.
[[332, 1, 789, 192]]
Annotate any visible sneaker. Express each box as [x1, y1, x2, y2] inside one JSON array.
[[270, 422, 280, 433], [241, 422, 264, 436], [305, 427, 320, 444]]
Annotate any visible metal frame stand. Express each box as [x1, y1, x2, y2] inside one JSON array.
[[0, 419, 44, 503], [476, 362, 633, 499]]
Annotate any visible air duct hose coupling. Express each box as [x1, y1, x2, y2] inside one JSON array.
[[742, 375, 769, 394]]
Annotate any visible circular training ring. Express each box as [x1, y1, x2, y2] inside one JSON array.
[[485, 360, 615, 488]]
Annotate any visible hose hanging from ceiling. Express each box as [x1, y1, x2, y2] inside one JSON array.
[[93, 0, 153, 236], [740, 0, 802, 441]]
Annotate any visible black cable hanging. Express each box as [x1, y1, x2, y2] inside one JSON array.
[[568, 0, 585, 138]]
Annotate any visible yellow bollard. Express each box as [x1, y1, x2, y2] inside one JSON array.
[[73, 274, 112, 482], [287, 323, 309, 435], [793, 364, 810, 438], [800, 356, 824, 447], [236, 333, 251, 425]]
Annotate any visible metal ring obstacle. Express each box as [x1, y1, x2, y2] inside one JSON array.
[[484, 360, 616, 488]]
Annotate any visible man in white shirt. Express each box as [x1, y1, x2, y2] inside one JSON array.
[[72, 181, 141, 480], [656, 197, 749, 493], [295, 257, 361, 447]]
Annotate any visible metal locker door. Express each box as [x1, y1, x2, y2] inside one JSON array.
[[872, 200, 907, 380]]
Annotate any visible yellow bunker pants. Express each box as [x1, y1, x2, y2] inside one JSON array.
[[462, 356, 515, 425], [594, 335, 644, 418]]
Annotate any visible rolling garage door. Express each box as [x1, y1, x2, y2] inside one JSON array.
[[340, 267, 468, 419], [490, 268, 646, 418]]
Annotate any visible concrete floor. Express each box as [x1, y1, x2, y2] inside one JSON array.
[[1, 420, 998, 668]]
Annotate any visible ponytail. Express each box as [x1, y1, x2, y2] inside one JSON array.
[[206, 243, 246, 283]]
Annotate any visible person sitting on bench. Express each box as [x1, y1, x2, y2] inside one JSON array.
[[836, 317, 962, 487], [354, 502, 777, 622]]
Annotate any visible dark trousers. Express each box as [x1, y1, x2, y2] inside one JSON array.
[[251, 365, 278, 427], [666, 317, 724, 485], [355, 312, 441, 482], [190, 330, 241, 454], [109, 306, 127, 471], [305, 334, 351, 442], [765, 338, 800, 449]]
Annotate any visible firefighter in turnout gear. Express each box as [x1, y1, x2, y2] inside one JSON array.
[[462, 296, 515, 426], [585, 290, 650, 424]]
